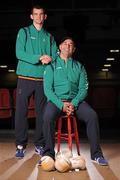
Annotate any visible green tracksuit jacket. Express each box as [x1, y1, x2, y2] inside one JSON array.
[[16, 24, 58, 78], [44, 56, 89, 110]]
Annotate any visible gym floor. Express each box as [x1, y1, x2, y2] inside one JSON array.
[[0, 131, 120, 180]]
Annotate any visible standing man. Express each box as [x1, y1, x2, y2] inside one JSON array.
[[41, 37, 108, 167], [15, 4, 58, 158]]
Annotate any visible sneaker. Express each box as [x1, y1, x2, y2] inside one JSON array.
[[92, 157, 108, 166], [16, 145, 26, 159], [35, 146, 44, 156]]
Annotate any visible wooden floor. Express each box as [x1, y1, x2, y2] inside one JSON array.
[[0, 138, 120, 180]]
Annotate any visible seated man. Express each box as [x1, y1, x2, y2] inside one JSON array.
[[41, 37, 108, 166]]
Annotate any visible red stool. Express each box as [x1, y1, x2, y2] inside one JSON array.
[[57, 114, 80, 155]]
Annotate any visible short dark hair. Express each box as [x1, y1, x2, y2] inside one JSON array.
[[31, 4, 47, 14], [59, 36, 76, 46]]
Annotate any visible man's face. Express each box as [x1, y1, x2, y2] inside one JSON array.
[[30, 8, 47, 25], [59, 39, 76, 57]]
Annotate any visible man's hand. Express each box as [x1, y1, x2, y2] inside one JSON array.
[[67, 102, 74, 116], [62, 102, 74, 116], [62, 102, 70, 113], [40, 55, 52, 64]]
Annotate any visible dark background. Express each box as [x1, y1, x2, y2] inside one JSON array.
[[0, 0, 120, 139]]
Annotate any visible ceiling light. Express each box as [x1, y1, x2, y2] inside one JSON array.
[[106, 58, 115, 61], [110, 50, 119, 52], [101, 68, 109, 72], [0, 65, 8, 68], [104, 64, 111, 67], [8, 69, 15, 72]]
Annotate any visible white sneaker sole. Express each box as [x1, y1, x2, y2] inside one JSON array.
[[91, 159, 108, 166]]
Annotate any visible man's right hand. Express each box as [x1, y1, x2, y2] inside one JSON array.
[[62, 102, 70, 113], [62, 102, 74, 116], [40, 55, 52, 64]]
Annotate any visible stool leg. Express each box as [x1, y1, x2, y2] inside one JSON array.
[[68, 115, 72, 151], [73, 117, 80, 155], [57, 117, 62, 153]]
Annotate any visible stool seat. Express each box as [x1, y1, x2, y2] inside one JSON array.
[[56, 114, 80, 155]]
